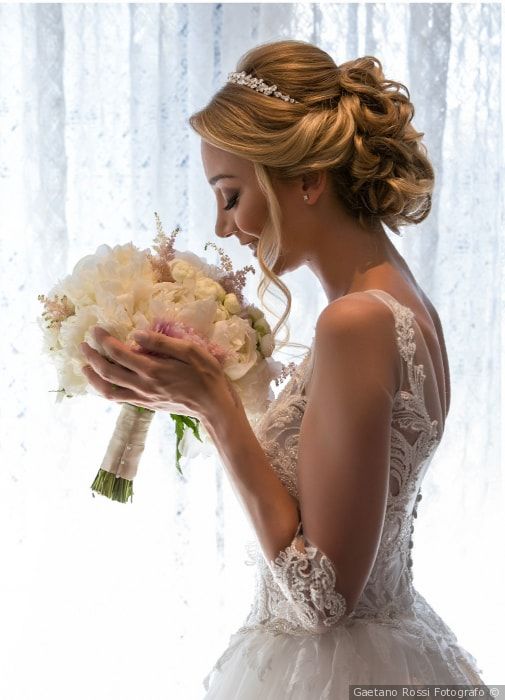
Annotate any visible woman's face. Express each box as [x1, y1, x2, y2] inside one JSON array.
[[200, 140, 396, 300], [200, 139, 320, 274], [200, 140, 268, 256]]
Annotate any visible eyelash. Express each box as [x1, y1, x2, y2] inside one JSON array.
[[224, 193, 239, 210]]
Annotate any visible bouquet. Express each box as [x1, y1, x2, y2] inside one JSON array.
[[38, 213, 287, 503]]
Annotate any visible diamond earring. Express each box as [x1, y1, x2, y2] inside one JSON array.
[[303, 194, 309, 201]]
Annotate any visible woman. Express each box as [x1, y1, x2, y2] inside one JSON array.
[[190, 40, 486, 696], [81, 39, 486, 696]]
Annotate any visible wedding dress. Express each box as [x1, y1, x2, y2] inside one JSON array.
[[202, 289, 485, 698]]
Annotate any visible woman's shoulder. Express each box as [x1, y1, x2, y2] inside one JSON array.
[[315, 282, 450, 418]]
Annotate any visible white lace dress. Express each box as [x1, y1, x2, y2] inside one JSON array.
[[202, 289, 485, 698]]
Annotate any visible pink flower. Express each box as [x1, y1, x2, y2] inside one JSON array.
[[133, 318, 232, 365]]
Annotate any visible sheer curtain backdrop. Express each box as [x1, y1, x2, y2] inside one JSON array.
[[0, 3, 502, 698]]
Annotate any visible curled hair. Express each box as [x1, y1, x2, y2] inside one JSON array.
[[188, 39, 434, 351]]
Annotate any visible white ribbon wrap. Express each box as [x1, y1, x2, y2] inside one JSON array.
[[99, 403, 155, 481]]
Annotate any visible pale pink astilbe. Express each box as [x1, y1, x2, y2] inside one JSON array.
[[146, 212, 179, 283], [37, 293, 75, 329], [204, 240, 256, 307]]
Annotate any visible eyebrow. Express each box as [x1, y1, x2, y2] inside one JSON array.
[[208, 173, 237, 186]]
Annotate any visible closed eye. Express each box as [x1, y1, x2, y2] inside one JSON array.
[[224, 193, 239, 210]]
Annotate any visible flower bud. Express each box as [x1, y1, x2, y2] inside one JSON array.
[[260, 333, 275, 357], [223, 293, 242, 315], [253, 317, 270, 337], [246, 304, 264, 322]]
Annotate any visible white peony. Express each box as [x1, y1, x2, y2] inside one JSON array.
[[194, 276, 227, 302], [168, 258, 201, 283], [60, 243, 155, 309], [151, 280, 196, 306], [168, 250, 212, 275], [174, 298, 219, 337], [210, 316, 259, 381], [146, 297, 216, 335]]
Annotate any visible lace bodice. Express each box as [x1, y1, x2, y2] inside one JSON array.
[[239, 289, 441, 638]]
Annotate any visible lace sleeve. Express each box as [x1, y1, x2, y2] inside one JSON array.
[[266, 520, 347, 633]]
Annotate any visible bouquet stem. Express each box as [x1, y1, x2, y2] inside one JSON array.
[[91, 403, 155, 503]]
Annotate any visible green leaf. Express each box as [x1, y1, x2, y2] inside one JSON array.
[[168, 413, 205, 476]]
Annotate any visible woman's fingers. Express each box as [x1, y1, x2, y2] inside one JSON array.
[[81, 364, 141, 404], [89, 326, 160, 377], [131, 330, 192, 362], [80, 342, 149, 396]]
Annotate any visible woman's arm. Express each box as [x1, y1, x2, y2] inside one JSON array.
[[201, 296, 399, 632], [201, 394, 301, 564]]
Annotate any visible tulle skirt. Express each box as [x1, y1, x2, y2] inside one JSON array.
[[202, 593, 485, 699]]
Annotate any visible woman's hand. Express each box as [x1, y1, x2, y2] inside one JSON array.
[[80, 326, 239, 421]]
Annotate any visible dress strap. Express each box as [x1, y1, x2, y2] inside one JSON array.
[[362, 289, 418, 395], [361, 289, 440, 462]]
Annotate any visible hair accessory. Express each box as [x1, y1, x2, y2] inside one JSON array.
[[227, 71, 300, 104]]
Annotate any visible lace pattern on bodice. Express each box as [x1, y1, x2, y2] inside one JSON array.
[[238, 290, 442, 639]]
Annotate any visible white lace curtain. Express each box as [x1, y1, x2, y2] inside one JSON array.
[[0, 3, 502, 697]]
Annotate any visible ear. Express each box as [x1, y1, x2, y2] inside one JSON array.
[[301, 170, 327, 204]]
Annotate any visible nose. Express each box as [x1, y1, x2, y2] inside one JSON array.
[[215, 223, 239, 239], [214, 203, 238, 239]]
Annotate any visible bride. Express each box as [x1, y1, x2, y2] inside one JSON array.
[[187, 39, 486, 697]]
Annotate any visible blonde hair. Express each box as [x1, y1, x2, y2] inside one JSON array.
[[188, 39, 435, 353]]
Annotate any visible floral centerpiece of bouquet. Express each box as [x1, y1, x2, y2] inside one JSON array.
[[38, 213, 291, 503]]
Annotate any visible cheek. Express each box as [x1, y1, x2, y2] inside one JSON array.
[[236, 195, 269, 235]]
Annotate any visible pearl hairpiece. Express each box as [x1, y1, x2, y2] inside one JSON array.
[[227, 70, 300, 104]]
